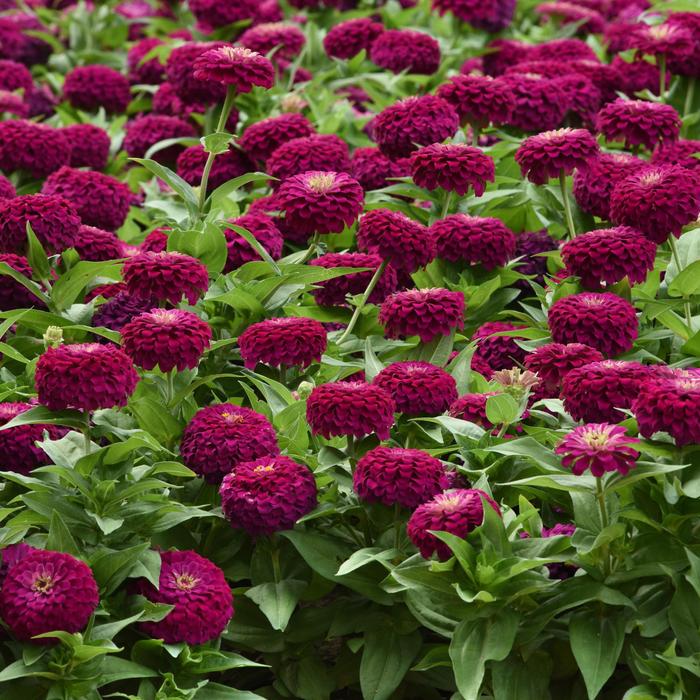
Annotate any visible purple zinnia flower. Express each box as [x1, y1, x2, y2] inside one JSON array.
[[63, 65, 131, 113], [370, 29, 440, 75], [556, 423, 640, 476], [411, 143, 495, 196]]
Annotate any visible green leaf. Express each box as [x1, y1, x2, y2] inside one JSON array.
[[364, 337, 384, 381], [97, 657, 159, 686], [201, 131, 232, 154], [90, 543, 151, 595], [449, 612, 519, 700], [668, 260, 700, 297], [245, 580, 306, 632], [492, 652, 553, 700], [360, 627, 421, 700], [45, 511, 80, 556], [51, 260, 122, 311], [223, 222, 281, 274], [0, 262, 50, 305], [26, 222, 51, 281], [569, 611, 626, 699], [130, 158, 199, 219], [0, 405, 86, 431], [208, 171, 272, 211], [485, 393, 521, 426], [167, 224, 227, 276], [669, 579, 700, 655]]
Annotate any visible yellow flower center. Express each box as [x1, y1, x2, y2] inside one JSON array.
[[307, 173, 336, 193], [32, 573, 54, 594], [253, 464, 275, 473], [174, 572, 199, 591]]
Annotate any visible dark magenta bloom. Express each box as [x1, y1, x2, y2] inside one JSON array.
[[239, 22, 306, 61], [471, 321, 528, 375], [556, 423, 640, 476], [411, 143, 495, 196], [596, 99, 681, 151], [323, 17, 384, 59], [524, 343, 603, 396], [63, 65, 131, 113], [0, 253, 38, 309], [73, 225, 123, 262], [432, 0, 516, 31], [62, 124, 111, 170], [177, 145, 251, 193], [224, 212, 283, 271], [500, 74, 568, 132], [127, 37, 166, 84], [136, 550, 233, 645], [448, 392, 498, 429], [123, 114, 196, 163], [437, 74, 514, 128], [239, 113, 315, 164], [166, 42, 228, 103], [514, 229, 558, 287], [188, 0, 256, 29], [193, 46, 275, 92], [370, 29, 440, 75], [92, 292, 156, 333], [0, 120, 70, 178], [266, 134, 351, 183], [350, 147, 410, 191], [180, 403, 279, 484]]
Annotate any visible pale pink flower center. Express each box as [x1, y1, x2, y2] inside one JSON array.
[[307, 173, 336, 192], [174, 572, 199, 591]]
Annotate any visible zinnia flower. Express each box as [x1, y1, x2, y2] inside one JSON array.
[[63, 65, 131, 113], [536, 2, 606, 34], [0, 58, 32, 92], [193, 46, 275, 92], [411, 143, 495, 196], [373, 361, 457, 416], [548, 292, 638, 356], [276, 171, 364, 235], [0, 403, 66, 474], [92, 292, 155, 333], [239, 113, 315, 164], [500, 74, 568, 132], [407, 489, 501, 561], [121, 309, 211, 373], [189, 0, 256, 29], [432, 214, 516, 270], [556, 423, 640, 476], [515, 128, 599, 185], [239, 22, 306, 60], [122, 251, 209, 306], [309, 252, 398, 307], [437, 74, 514, 128], [357, 208, 435, 273], [135, 550, 233, 645], [372, 95, 460, 159], [561, 359, 654, 422], [127, 37, 166, 84], [524, 342, 603, 396], [0, 120, 70, 178], [0, 253, 39, 309], [323, 17, 384, 59], [0, 543, 36, 587], [238, 317, 327, 370], [652, 139, 700, 172], [42, 166, 132, 232], [354, 446, 449, 509], [0, 194, 80, 254], [596, 99, 681, 151], [266, 134, 351, 183], [370, 29, 440, 75], [432, 0, 516, 31], [0, 174, 15, 201], [166, 42, 227, 104], [448, 392, 497, 429], [306, 381, 395, 440], [629, 22, 695, 63], [379, 288, 465, 343], [0, 550, 98, 643], [180, 404, 279, 483], [350, 147, 410, 191], [633, 371, 700, 446], [609, 166, 700, 244], [123, 114, 196, 164], [62, 124, 111, 170], [223, 211, 283, 271], [220, 455, 317, 536], [471, 321, 528, 376], [73, 225, 124, 262]]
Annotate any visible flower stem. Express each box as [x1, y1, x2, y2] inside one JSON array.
[[471, 123, 480, 147], [658, 53, 667, 103], [595, 476, 611, 576], [683, 78, 696, 135], [337, 260, 388, 344], [393, 502, 402, 551], [559, 169, 576, 240], [299, 231, 321, 264], [83, 411, 91, 455], [346, 434, 356, 461], [441, 190, 454, 219], [278, 364, 287, 387], [270, 536, 281, 583], [198, 85, 236, 214], [165, 369, 176, 407], [669, 235, 693, 335]]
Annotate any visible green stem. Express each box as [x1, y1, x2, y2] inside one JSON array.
[[683, 78, 696, 135], [496, 423, 509, 439], [595, 477, 611, 576], [393, 503, 402, 551], [165, 369, 175, 407], [83, 411, 91, 455], [279, 364, 287, 387], [658, 53, 667, 103], [299, 231, 321, 264], [441, 190, 454, 219], [669, 235, 694, 335], [471, 123, 480, 147], [559, 170, 576, 240], [337, 260, 388, 344], [270, 537, 281, 583], [198, 86, 236, 214], [346, 434, 356, 461]]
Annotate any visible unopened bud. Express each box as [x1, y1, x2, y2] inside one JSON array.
[[296, 381, 314, 400], [43, 326, 63, 349], [280, 93, 307, 113], [491, 367, 539, 401]]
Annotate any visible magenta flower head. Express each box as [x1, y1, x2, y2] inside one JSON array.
[[373, 96, 460, 159], [62, 124, 111, 170], [500, 74, 568, 132], [121, 309, 211, 373], [374, 361, 457, 416], [354, 446, 449, 509], [370, 29, 440, 75], [536, 2, 605, 34], [515, 128, 599, 185], [189, 0, 256, 29], [180, 404, 279, 483], [357, 208, 435, 273], [36, 343, 138, 411], [0, 543, 36, 587], [123, 251, 209, 306], [629, 22, 694, 61], [411, 143, 495, 196], [556, 423, 640, 477], [573, 152, 642, 219], [596, 99, 681, 151], [548, 292, 637, 357], [177, 145, 251, 193], [306, 381, 395, 440], [0, 120, 70, 179], [609, 166, 700, 244], [323, 17, 384, 59], [0, 550, 98, 643], [0, 13, 52, 67], [224, 212, 283, 271], [267, 134, 351, 183], [437, 74, 514, 128], [471, 321, 528, 375], [407, 489, 501, 561], [666, 12, 700, 78], [561, 359, 654, 423], [166, 42, 227, 103], [193, 46, 275, 92], [123, 115, 196, 164], [561, 226, 656, 290], [0, 254, 38, 309], [379, 288, 465, 343], [127, 37, 166, 84], [92, 292, 155, 333], [0, 174, 15, 201], [0, 58, 32, 92], [350, 147, 410, 191], [240, 22, 306, 60], [63, 65, 131, 113], [72, 225, 123, 262], [309, 252, 399, 307], [448, 393, 497, 429], [240, 113, 315, 164], [42, 167, 131, 232], [238, 317, 327, 370], [135, 550, 233, 645], [0, 194, 79, 254], [652, 139, 700, 172], [432, 0, 516, 31], [524, 342, 603, 396], [633, 370, 700, 446], [432, 214, 516, 270], [220, 456, 317, 536], [276, 171, 364, 235], [0, 402, 66, 474]]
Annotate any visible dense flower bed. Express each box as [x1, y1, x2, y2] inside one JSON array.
[[0, 0, 698, 699]]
